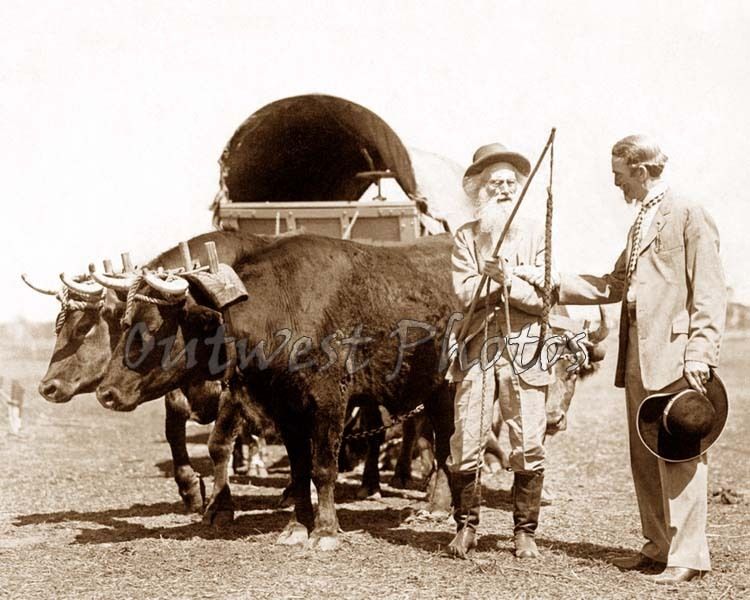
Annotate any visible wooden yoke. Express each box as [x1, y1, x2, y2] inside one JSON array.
[[204, 241, 241, 388]]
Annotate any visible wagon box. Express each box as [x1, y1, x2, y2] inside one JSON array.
[[216, 199, 418, 243], [212, 94, 474, 243]]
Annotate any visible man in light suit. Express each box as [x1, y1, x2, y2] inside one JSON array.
[[445, 143, 553, 560], [522, 135, 726, 584]]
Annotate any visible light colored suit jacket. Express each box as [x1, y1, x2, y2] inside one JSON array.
[[448, 217, 552, 386], [558, 189, 726, 390]]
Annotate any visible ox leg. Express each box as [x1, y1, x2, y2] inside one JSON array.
[[248, 435, 269, 477], [358, 402, 384, 499], [164, 392, 205, 512], [308, 397, 345, 551], [276, 423, 314, 546], [424, 384, 453, 517], [231, 430, 250, 476], [485, 429, 511, 473], [417, 431, 436, 480], [203, 388, 241, 528], [391, 414, 418, 489]]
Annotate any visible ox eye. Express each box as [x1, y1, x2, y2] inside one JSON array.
[[72, 316, 95, 339], [126, 326, 155, 364]]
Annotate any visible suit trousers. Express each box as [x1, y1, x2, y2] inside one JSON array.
[[449, 356, 547, 474], [625, 320, 710, 571]]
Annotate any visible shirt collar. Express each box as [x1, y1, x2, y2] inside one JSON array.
[[639, 179, 669, 207]]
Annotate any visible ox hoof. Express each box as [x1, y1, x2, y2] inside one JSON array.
[[276, 522, 309, 546], [356, 486, 381, 500], [277, 484, 295, 508], [389, 474, 411, 489], [307, 533, 340, 551], [203, 509, 234, 529], [179, 477, 206, 513]]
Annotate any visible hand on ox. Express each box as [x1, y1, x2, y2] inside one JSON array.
[[513, 265, 560, 289], [482, 257, 510, 288], [684, 360, 710, 395]]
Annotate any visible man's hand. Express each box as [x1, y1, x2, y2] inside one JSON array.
[[684, 360, 710, 394], [482, 258, 509, 287], [513, 265, 560, 289]]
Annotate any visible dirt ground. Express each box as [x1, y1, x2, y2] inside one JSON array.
[[1, 336, 748, 600]]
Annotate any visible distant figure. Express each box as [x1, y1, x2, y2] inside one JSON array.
[[3, 378, 24, 434]]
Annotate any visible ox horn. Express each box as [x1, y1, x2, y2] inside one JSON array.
[[143, 271, 188, 297], [20, 273, 58, 296], [88, 263, 137, 292], [587, 306, 610, 344], [60, 272, 103, 296]]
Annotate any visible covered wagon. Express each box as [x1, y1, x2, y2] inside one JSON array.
[[211, 94, 474, 242]]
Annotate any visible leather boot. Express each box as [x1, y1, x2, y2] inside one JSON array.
[[512, 470, 544, 559], [446, 471, 480, 559]]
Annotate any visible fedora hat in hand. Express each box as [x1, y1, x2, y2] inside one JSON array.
[[637, 372, 728, 463]]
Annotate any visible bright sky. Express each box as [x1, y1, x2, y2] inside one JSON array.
[[2, 0, 749, 322]]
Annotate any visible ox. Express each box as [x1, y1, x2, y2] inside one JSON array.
[[24, 231, 276, 511], [96, 233, 458, 549]]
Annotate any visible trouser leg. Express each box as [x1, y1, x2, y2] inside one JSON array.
[[495, 361, 547, 558], [660, 455, 711, 571], [495, 362, 546, 473], [448, 375, 496, 474], [446, 374, 495, 559], [625, 324, 670, 562]]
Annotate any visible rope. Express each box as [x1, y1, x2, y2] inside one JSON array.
[[53, 287, 104, 335], [121, 274, 185, 328]]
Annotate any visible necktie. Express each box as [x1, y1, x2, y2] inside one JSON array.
[[626, 191, 665, 287]]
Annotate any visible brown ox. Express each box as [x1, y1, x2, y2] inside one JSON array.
[[23, 231, 276, 511]]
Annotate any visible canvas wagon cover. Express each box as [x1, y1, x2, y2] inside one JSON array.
[[216, 94, 474, 232]]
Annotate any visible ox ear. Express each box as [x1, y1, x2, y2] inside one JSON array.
[[180, 303, 224, 336]]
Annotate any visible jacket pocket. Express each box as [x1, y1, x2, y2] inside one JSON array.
[[672, 311, 690, 334]]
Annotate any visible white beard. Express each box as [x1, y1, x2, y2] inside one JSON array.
[[477, 198, 513, 235]]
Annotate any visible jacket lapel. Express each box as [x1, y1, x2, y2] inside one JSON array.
[[639, 193, 673, 255]]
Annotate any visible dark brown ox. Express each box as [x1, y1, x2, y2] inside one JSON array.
[[94, 233, 607, 549], [24, 231, 276, 511], [96, 233, 460, 550]]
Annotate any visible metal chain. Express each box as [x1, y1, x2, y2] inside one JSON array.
[[343, 403, 425, 441]]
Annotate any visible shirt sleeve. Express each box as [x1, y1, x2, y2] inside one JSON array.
[[558, 249, 628, 305]]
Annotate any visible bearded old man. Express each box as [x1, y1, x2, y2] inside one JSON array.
[[519, 135, 727, 584], [445, 143, 553, 560]]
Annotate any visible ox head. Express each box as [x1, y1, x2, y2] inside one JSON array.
[[22, 271, 119, 403], [95, 270, 224, 412], [544, 306, 610, 435]]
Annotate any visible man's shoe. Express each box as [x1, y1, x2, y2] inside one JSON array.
[[447, 527, 477, 559], [514, 531, 540, 559], [650, 567, 704, 585], [611, 553, 666, 571], [444, 471, 480, 560]]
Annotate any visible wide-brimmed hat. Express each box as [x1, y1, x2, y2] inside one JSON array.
[[464, 143, 531, 181], [636, 372, 728, 463]]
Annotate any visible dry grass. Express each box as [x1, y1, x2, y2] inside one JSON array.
[[0, 336, 748, 599]]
